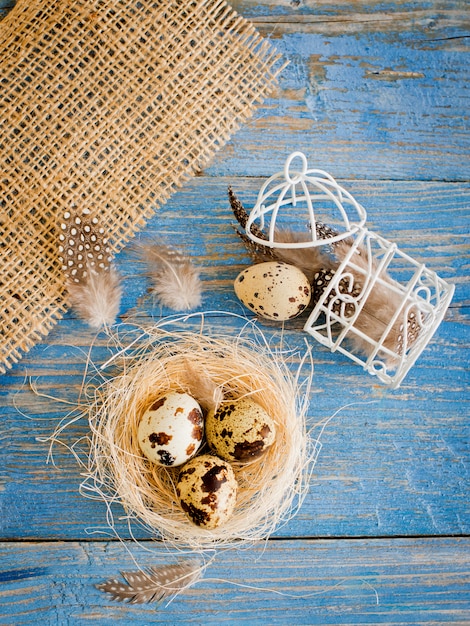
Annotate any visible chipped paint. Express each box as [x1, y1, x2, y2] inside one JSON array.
[[365, 68, 426, 80]]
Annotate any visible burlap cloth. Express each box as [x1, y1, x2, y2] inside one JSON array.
[[0, 0, 282, 373]]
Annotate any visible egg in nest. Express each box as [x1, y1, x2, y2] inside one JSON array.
[[205, 397, 276, 462], [177, 454, 238, 529], [137, 391, 203, 467]]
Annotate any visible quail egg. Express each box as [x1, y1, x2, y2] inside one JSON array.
[[177, 454, 238, 529], [137, 391, 203, 467], [234, 261, 311, 321], [205, 397, 276, 462]]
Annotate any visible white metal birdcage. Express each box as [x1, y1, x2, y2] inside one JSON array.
[[243, 152, 455, 388], [246, 151, 367, 249]]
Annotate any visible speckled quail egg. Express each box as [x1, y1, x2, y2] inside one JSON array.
[[177, 454, 238, 529], [205, 397, 276, 462], [234, 261, 311, 321], [137, 391, 204, 467]]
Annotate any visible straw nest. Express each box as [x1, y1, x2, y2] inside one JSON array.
[[82, 325, 316, 551]]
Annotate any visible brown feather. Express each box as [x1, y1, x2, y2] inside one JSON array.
[[228, 187, 337, 276], [228, 186, 269, 244], [58, 209, 122, 328], [229, 186, 276, 262], [271, 229, 336, 281], [234, 230, 276, 262], [96, 560, 202, 605], [181, 359, 224, 413]]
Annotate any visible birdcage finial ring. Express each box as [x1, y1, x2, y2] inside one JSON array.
[[284, 151, 308, 185]]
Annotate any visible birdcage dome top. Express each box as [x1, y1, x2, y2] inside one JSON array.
[[245, 151, 368, 249]]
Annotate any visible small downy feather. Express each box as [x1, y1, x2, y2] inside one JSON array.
[[58, 209, 122, 329], [137, 242, 202, 312], [66, 267, 122, 330], [96, 560, 203, 605], [182, 359, 224, 413]]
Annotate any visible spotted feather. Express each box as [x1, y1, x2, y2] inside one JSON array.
[[96, 560, 203, 605], [58, 209, 121, 328], [58, 208, 113, 284]]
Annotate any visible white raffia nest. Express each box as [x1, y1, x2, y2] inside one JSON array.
[[81, 323, 316, 551]]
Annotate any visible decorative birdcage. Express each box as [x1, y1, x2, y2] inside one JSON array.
[[243, 152, 455, 388], [246, 151, 367, 249]]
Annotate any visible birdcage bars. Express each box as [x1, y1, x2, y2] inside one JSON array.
[[245, 151, 367, 249], [303, 227, 455, 388], [242, 151, 455, 387]]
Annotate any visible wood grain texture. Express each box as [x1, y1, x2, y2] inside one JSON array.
[[190, 0, 470, 181], [231, 0, 470, 34], [0, 538, 469, 624], [206, 32, 470, 181], [1, 0, 469, 623]]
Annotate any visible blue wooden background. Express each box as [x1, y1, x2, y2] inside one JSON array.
[[1, 0, 469, 623]]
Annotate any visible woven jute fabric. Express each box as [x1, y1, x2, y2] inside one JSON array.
[[0, 0, 282, 373]]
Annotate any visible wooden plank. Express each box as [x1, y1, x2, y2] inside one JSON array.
[[86, 176, 470, 308], [231, 0, 470, 34], [0, 538, 469, 624], [2, 0, 469, 35], [2, 1, 468, 28], [64, 177, 470, 308], [208, 1, 470, 180], [205, 30, 470, 181]]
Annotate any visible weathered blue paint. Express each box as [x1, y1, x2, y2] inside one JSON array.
[[0, 567, 48, 582], [0, 0, 469, 622], [0, 539, 469, 624], [206, 29, 470, 180]]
